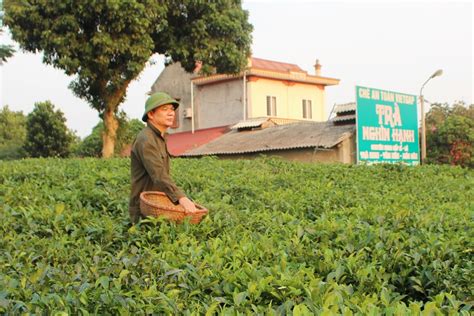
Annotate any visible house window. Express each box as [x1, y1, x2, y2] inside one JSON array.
[[302, 99, 312, 119], [266, 96, 277, 116]]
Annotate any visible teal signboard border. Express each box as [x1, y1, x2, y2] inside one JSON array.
[[356, 86, 419, 165]]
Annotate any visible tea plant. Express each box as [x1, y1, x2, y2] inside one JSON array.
[[0, 157, 472, 314]]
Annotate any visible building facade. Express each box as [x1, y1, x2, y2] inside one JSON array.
[[150, 57, 340, 134]]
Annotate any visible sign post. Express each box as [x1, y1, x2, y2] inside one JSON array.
[[356, 86, 419, 165]]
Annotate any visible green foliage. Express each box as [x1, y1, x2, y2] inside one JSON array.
[[0, 33, 14, 63], [0, 105, 26, 159], [0, 8, 15, 64], [426, 102, 474, 167], [116, 117, 145, 153], [4, 0, 252, 156], [0, 157, 472, 314], [24, 101, 74, 158], [74, 123, 103, 158], [75, 113, 144, 157]]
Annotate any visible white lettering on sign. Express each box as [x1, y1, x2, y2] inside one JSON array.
[[376, 103, 402, 128], [392, 128, 415, 143], [381, 91, 395, 102], [359, 87, 371, 99], [362, 126, 390, 141], [371, 90, 380, 100], [371, 144, 384, 151], [395, 93, 415, 105], [369, 152, 380, 159]]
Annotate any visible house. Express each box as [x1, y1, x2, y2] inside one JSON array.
[[149, 57, 341, 157], [150, 57, 340, 134], [181, 120, 356, 164]]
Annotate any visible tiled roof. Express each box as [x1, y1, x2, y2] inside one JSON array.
[[181, 122, 355, 157], [191, 57, 340, 86], [251, 57, 305, 74]]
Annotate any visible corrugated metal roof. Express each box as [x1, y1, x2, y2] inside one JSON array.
[[167, 126, 229, 156], [332, 114, 356, 122], [230, 117, 303, 130], [181, 122, 355, 156], [231, 117, 270, 129], [269, 117, 305, 125], [334, 102, 356, 114]]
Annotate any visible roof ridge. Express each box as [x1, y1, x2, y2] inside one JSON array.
[[251, 57, 300, 67]]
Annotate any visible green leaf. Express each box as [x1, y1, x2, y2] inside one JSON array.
[[95, 276, 110, 289], [293, 303, 312, 316]]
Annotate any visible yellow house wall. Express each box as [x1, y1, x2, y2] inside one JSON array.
[[247, 78, 326, 121]]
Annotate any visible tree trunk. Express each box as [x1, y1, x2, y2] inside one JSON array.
[[100, 81, 130, 158], [102, 109, 119, 158]]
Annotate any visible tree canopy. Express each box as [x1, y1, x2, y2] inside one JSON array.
[[4, 0, 253, 157], [0, 6, 15, 64], [426, 102, 473, 167], [24, 101, 74, 158], [0, 105, 26, 159]]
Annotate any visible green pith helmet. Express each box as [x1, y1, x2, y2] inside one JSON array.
[[142, 92, 179, 122]]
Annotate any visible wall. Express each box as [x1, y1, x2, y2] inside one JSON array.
[[195, 79, 244, 129], [150, 64, 330, 133], [150, 63, 194, 134], [247, 77, 326, 121], [336, 134, 357, 164]]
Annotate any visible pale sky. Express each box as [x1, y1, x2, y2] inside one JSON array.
[[1, 0, 472, 138]]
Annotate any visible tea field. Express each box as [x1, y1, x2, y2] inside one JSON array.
[[0, 157, 472, 315]]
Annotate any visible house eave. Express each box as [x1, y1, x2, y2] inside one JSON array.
[[192, 68, 340, 86]]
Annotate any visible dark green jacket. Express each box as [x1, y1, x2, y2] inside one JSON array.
[[129, 123, 185, 223]]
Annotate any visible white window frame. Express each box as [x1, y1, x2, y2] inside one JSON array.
[[266, 96, 277, 116], [302, 99, 312, 119]]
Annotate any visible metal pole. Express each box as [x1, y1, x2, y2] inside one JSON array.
[[418, 69, 442, 165], [419, 94, 426, 164]]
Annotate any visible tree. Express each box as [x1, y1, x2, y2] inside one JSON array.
[[426, 102, 473, 167], [74, 123, 103, 158], [75, 112, 144, 157], [4, 1, 253, 157], [0, 29, 14, 64], [0, 105, 26, 159], [0, 5, 15, 64], [24, 101, 74, 158]]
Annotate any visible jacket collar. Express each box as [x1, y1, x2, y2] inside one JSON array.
[[147, 122, 167, 140]]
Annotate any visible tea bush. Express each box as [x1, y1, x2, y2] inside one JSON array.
[[0, 157, 472, 315]]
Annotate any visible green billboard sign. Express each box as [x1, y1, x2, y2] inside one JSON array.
[[356, 86, 419, 165]]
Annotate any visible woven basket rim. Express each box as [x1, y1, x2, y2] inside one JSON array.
[[140, 191, 208, 215]]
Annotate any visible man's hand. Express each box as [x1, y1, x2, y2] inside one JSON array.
[[179, 196, 197, 213]]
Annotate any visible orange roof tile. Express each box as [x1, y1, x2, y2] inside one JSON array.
[[250, 57, 305, 74]]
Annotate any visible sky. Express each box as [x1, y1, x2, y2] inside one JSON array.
[[1, 0, 472, 138]]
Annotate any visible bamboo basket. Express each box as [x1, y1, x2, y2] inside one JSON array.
[[139, 191, 208, 224]]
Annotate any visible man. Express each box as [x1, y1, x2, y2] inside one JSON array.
[[129, 92, 196, 223]]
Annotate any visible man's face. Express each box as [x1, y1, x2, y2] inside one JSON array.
[[148, 104, 176, 130]]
